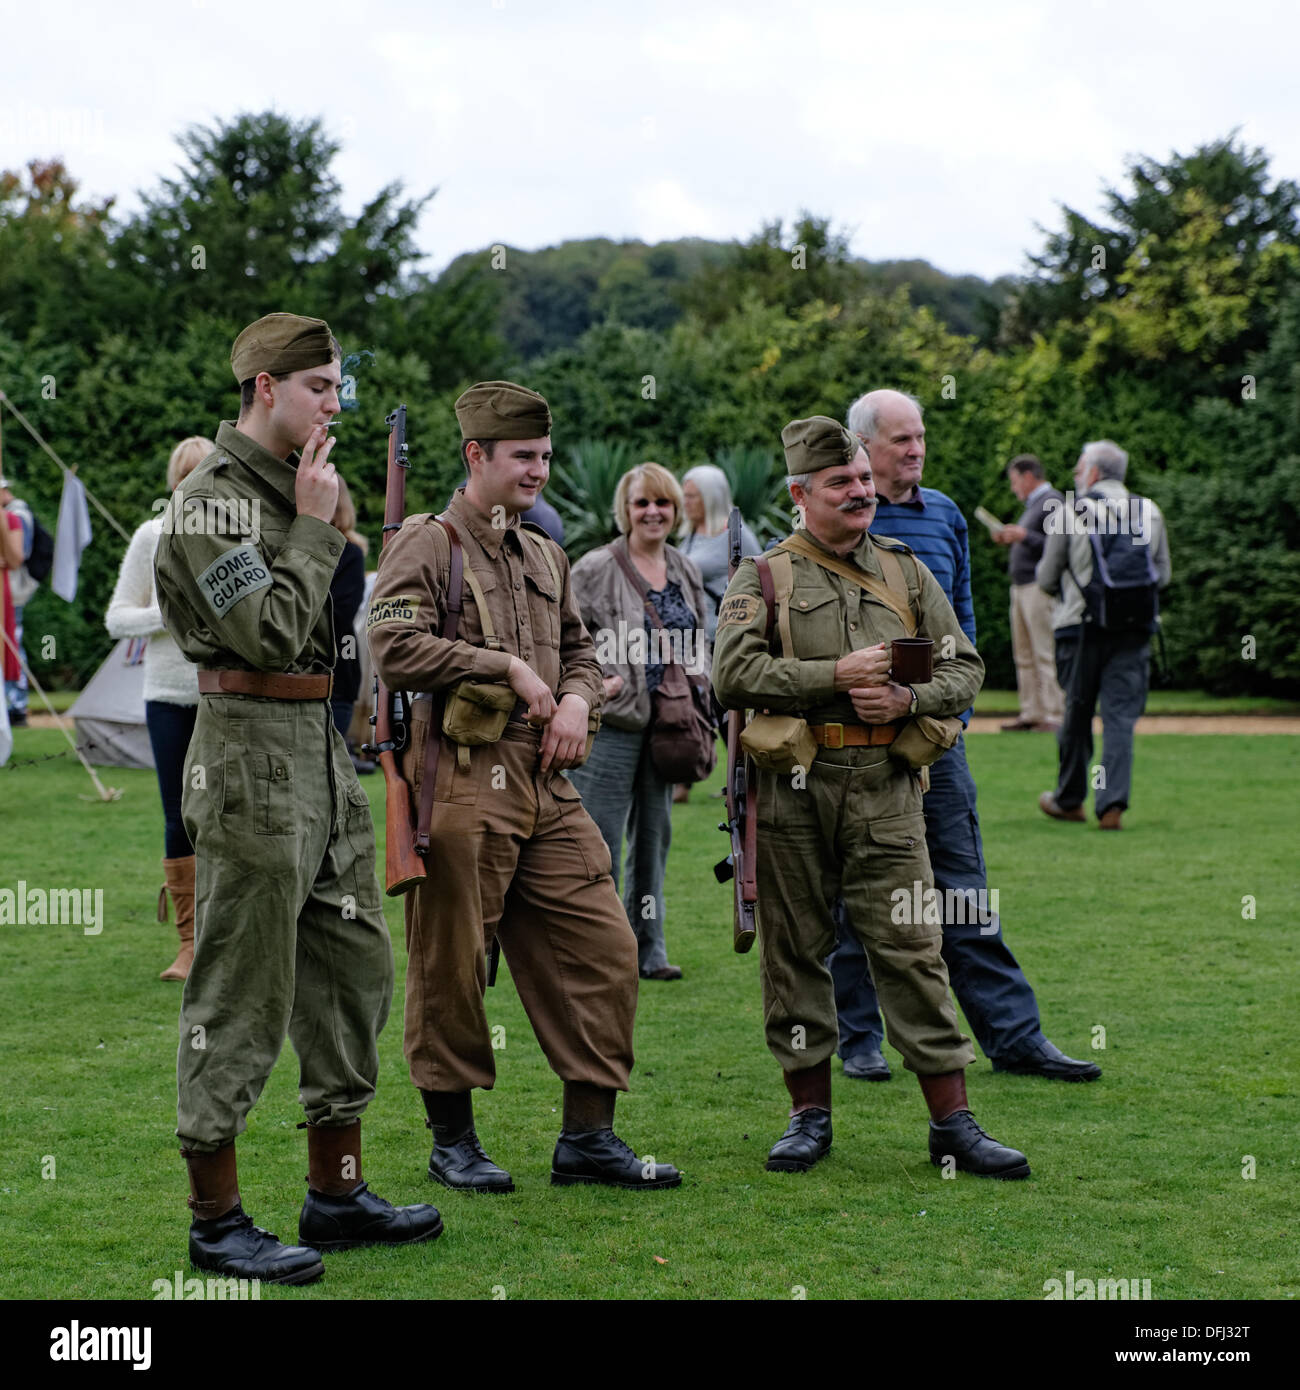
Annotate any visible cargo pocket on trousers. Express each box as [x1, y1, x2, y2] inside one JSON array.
[[343, 783, 382, 910], [866, 812, 933, 940], [253, 751, 295, 835], [552, 775, 613, 880]]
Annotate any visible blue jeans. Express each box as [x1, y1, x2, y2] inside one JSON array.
[[145, 700, 198, 860], [827, 735, 1044, 1063], [567, 724, 674, 974], [5, 605, 27, 715]]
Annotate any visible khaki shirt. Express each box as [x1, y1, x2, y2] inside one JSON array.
[[366, 487, 603, 709], [154, 421, 344, 673], [711, 527, 984, 723]]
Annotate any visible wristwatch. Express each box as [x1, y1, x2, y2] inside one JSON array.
[[906, 686, 919, 716]]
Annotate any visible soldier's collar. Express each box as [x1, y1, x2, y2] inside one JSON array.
[[214, 421, 299, 506], [448, 486, 521, 557], [797, 525, 884, 578]]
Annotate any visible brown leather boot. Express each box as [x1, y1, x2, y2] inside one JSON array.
[[159, 855, 196, 981], [918, 1069, 967, 1122], [784, 1058, 832, 1113], [305, 1120, 362, 1196], [181, 1141, 241, 1220], [183, 1141, 325, 1283]]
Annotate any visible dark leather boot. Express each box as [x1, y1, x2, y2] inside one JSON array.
[[421, 1090, 514, 1193], [766, 1060, 832, 1172], [184, 1143, 324, 1285], [551, 1082, 681, 1189], [919, 1072, 1031, 1180], [298, 1121, 444, 1251]]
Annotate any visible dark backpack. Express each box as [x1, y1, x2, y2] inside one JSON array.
[[26, 515, 54, 582], [1069, 490, 1159, 635]]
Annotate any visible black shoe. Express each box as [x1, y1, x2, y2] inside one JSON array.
[[929, 1110, 1030, 1179], [765, 1108, 832, 1172], [299, 1181, 443, 1252], [842, 1047, 891, 1081], [993, 1039, 1101, 1082], [551, 1129, 681, 1189], [429, 1128, 515, 1194], [189, 1203, 324, 1285], [8, 710, 26, 728]]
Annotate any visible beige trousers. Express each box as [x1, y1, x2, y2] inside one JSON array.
[[1010, 583, 1064, 723]]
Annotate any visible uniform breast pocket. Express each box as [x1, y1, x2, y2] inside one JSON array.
[[524, 565, 560, 647], [253, 751, 295, 836], [789, 587, 843, 660]]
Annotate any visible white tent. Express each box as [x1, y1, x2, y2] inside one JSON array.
[[68, 637, 154, 770]]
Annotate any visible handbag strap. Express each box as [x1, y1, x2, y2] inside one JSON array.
[[610, 541, 678, 665], [416, 517, 465, 855]]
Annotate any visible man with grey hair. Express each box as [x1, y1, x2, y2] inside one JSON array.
[[826, 388, 1101, 1083], [1035, 440, 1171, 830]]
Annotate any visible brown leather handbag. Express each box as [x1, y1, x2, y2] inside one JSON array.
[[610, 543, 717, 784]]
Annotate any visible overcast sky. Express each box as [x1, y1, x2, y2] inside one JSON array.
[[2, 0, 1296, 282]]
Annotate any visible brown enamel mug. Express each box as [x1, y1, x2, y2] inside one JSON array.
[[890, 637, 934, 684]]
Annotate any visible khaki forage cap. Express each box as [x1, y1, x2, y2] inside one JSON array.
[[781, 415, 859, 474], [230, 313, 335, 384], [455, 380, 552, 440]]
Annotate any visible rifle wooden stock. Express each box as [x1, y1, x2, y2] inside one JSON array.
[[372, 404, 426, 896]]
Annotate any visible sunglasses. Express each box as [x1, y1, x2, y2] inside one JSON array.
[[631, 498, 674, 509]]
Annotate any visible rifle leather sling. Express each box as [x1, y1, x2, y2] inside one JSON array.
[[415, 517, 464, 855]]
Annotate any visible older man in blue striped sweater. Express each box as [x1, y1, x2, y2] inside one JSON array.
[[826, 389, 1099, 1084]]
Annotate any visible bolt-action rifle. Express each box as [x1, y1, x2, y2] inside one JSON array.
[[713, 507, 757, 952], [364, 404, 426, 895]]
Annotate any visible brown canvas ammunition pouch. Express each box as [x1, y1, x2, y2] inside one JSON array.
[[740, 713, 819, 774], [442, 680, 517, 746], [889, 713, 963, 770]]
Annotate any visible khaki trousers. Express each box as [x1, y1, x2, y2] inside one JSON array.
[[754, 747, 974, 1076], [177, 697, 394, 1151], [1010, 582, 1064, 723], [402, 715, 639, 1093]]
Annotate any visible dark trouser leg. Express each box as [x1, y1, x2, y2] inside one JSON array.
[[1096, 638, 1150, 815], [924, 737, 1042, 1062], [826, 902, 885, 1057], [1054, 633, 1102, 809], [146, 700, 197, 859]]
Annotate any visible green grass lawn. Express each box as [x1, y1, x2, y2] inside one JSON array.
[[1, 725, 1296, 1301], [972, 688, 1300, 717]]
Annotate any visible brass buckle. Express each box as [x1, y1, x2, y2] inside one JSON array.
[[822, 722, 845, 750]]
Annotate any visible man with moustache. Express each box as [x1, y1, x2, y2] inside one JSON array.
[[712, 415, 1030, 1178], [155, 313, 442, 1286], [366, 381, 681, 1194], [826, 389, 1101, 1084]]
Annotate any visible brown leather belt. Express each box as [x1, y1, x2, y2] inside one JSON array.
[[198, 669, 333, 700], [808, 722, 896, 749]]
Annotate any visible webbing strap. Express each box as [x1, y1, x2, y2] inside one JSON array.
[[777, 533, 917, 636], [416, 518, 465, 854]]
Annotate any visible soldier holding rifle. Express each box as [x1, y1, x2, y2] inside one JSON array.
[[367, 380, 681, 1193], [154, 313, 442, 1285], [711, 416, 1031, 1179]]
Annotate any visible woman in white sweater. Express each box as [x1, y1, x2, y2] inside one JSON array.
[[105, 436, 212, 981]]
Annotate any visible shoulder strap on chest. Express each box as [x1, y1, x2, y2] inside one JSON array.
[[430, 516, 468, 645], [778, 533, 917, 636]]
